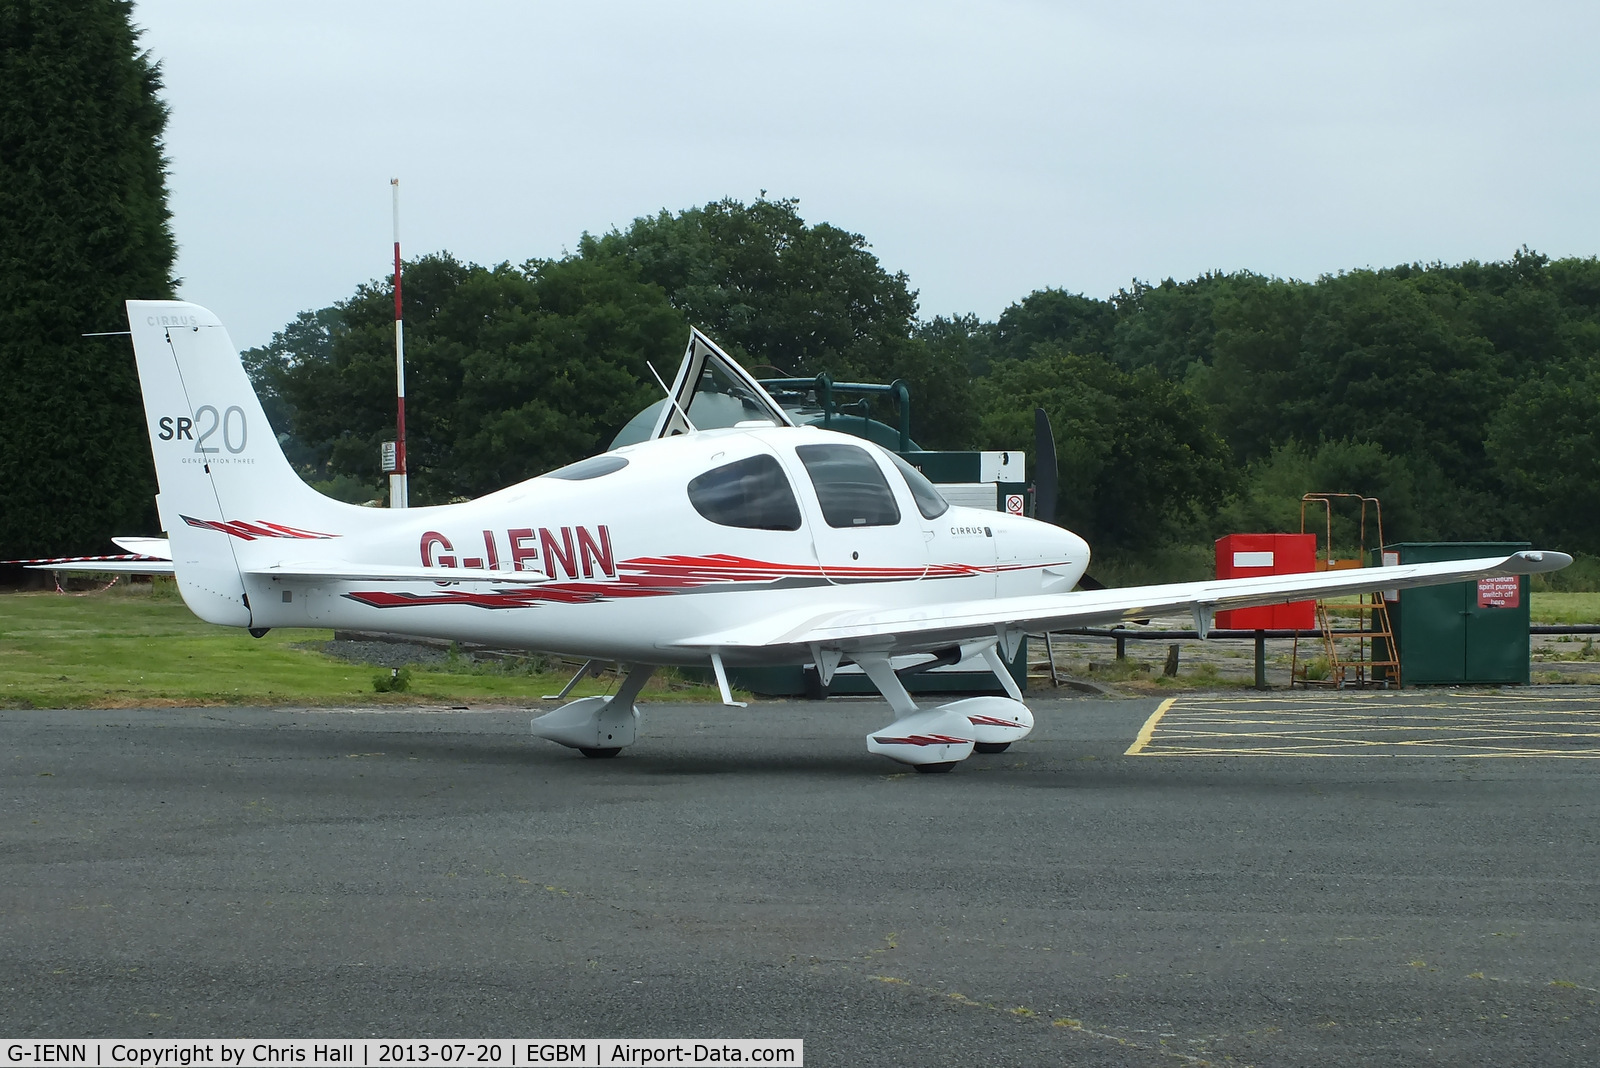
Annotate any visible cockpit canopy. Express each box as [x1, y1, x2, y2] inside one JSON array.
[[606, 328, 919, 453], [685, 437, 948, 533]]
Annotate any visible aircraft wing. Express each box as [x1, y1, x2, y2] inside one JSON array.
[[673, 551, 1570, 658], [243, 562, 555, 584]]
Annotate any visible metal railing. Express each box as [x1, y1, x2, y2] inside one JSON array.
[[1039, 624, 1600, 689]]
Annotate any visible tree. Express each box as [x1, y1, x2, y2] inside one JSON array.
[[1286, 271, 1499, 487], [1406, 247, 1581, 376], [581, 196, 974, 448], [449, 256, 689, 496], [915, 313, 995, 378], [267, 253, 686, 504], [1189, 274, 1316, 465], [1486, 356, 1600, 554], [1108, 274, 1232, 379], [992, 288, 1116, 366], [582, 197, 916, 373], [0, 0, 175, 557], [1212, 439, 1445, 549], [972, 347, 1234, 549], [240, 307, 340, 472]]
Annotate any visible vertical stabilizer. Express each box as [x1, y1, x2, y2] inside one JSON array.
[[125, 300, 355, 626]]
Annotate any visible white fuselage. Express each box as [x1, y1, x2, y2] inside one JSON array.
[[232, 425, 1089, 664]]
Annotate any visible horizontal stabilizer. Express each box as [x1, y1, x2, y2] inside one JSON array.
[[112, 537, 173, 560], [23, 558, 176, 576]]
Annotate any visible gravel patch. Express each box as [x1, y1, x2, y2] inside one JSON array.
[[300, 638, 458, 670]]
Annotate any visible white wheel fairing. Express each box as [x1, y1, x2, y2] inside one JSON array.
[[531, 696, 640, 750], [866, 706, 976, 767], [938, 695, 1034, 746]]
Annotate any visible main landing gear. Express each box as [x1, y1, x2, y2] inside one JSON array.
[[852, 641, 1035, 773], [530, 663, 654, 757], [529, 642, 1036, 773]]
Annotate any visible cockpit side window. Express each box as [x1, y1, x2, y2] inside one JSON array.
[[887, 451, 950, 519], [795, 443, 902, 528], [687, 454, 803, 531]]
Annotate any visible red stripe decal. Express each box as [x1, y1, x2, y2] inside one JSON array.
[[182, 516, 336, 541], [0, 553, 165, 565], [870, 734, 971, 747], [344, 553, 1077, 611]]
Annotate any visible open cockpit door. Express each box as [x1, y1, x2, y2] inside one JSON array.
[[648, 328, 798, 440]]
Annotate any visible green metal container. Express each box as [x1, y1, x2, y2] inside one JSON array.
[[1383, 542, 1531, 685]]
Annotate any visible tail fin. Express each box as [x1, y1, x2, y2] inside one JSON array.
[[126, 300, 362, 625]]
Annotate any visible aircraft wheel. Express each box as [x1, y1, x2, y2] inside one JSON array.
[[579, 747, 622, 759], [913, 761, 960, 774], [973, 742, 1011, 755]]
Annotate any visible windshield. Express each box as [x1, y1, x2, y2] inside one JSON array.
[[886, 451, 950, 519]]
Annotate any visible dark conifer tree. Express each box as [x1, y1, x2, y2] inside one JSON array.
[[0, 0, 176, 558]]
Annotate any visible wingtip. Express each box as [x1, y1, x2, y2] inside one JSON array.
[[1515, 550, 1573, 572]]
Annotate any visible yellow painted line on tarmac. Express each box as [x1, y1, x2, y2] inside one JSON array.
[[1127, 693, 1600, 758], [1124, 697, 1176, 756]]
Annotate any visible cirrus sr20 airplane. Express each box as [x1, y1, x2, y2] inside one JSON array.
[[80, 300, 1569, 772]]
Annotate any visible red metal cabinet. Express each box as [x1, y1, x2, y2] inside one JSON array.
[[1214, 533, 1317, 630]]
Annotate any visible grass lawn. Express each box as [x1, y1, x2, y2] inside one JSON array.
[[1529, 592, 1600, 625], [1294, 591, 1596, 626], [0, 583, 718, 709]]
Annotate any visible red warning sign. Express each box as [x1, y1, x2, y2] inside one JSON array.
[[1477, 576, 1520, 609], [1005, 494, 1025, 516]]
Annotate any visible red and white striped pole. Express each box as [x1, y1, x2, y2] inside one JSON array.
[[390, 177, 409, 508]]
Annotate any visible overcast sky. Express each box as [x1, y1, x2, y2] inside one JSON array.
[[133, 0, 1600, 350]]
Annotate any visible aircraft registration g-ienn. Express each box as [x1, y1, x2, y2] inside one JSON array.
[[94, 299, 1569, 772]]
